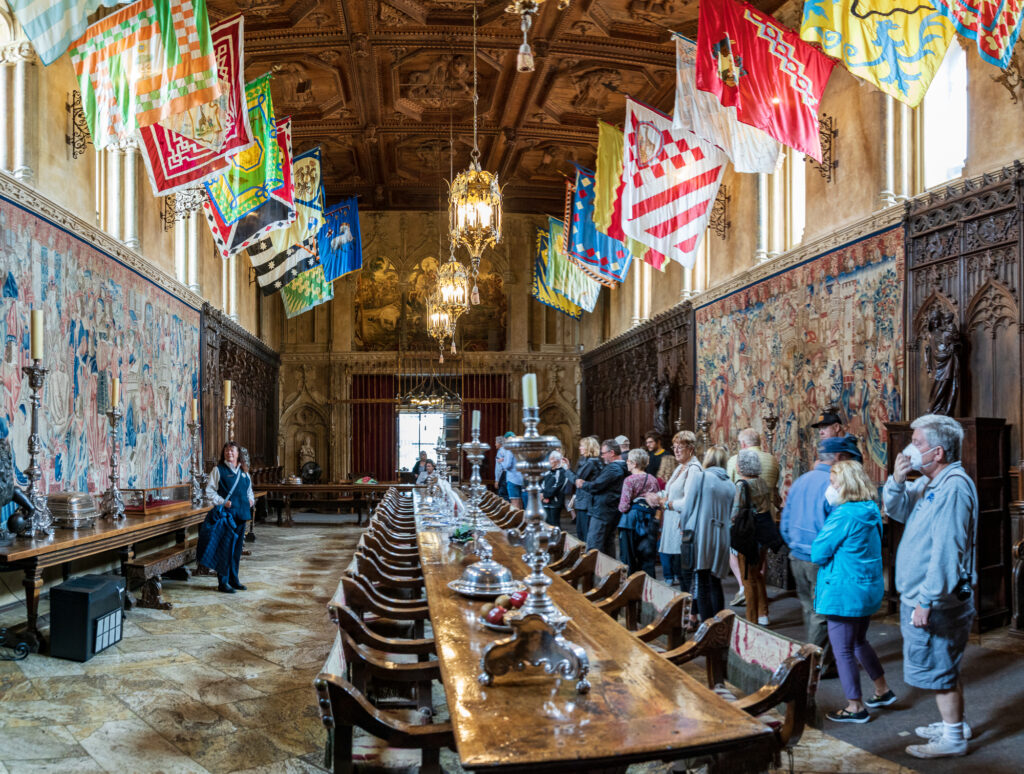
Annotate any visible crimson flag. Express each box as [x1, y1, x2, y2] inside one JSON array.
[[697, 0, 834, 161]]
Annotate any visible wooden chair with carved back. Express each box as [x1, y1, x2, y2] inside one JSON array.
[[353, 554, 424, 596], [355, 545, 423, 579], [363, 532, 419, 565], [315, 639, 452, 774], [663, 611, 821, 772]]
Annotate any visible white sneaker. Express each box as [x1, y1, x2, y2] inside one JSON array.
[[757, 615, 770, 626], [914, 721, 973, 740], [906, 737, 968, 758]]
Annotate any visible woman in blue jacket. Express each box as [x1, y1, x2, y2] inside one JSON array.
[[812, 460, 895, 723]]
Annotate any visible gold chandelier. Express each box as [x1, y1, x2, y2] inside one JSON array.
[[450, 0, 502, 304], [506, 1, 571, 72]]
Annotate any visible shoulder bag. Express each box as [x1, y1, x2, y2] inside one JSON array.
[[679, 469, 705, 572]]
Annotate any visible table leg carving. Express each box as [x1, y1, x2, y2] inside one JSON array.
[[283, 494, 293, 527], [138, 576, 173, 610], [119, 545, 136, 609], [18, 565, 45, 653]]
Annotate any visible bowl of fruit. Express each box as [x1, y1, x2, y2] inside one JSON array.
[[478, 590, 529, 632]]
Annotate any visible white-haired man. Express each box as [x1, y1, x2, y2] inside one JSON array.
[[883, 414, 978, 758], [541, 450, 568, 527]]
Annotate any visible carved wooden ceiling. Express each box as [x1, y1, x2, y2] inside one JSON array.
[[210, 0, 789, 213]]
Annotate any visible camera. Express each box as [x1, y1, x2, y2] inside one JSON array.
[[954, 576, 973, 602]]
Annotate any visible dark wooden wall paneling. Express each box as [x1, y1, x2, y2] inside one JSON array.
[[581, 302, 695, 448], [903, 164, 1023, 631], [201, 304, 280, 469]]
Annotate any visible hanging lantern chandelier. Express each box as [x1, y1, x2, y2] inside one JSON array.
[[506, 1, 571, 72], [450, 0, 502, 304]]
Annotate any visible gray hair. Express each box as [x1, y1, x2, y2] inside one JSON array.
[[602, 439, 621, 456], [738, 428, 760, 448], [627, 448, 650, 470], [910, 414, 964, 462], [737, 448, 762, 478], [819, 451, 839, 464], [548, 451, 563, 464]]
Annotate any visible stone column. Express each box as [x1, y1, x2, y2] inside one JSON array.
[[173, 216, 187, 284], [0, 61, 10, 172], [896, 100, 912, 202], [631, 262, 643, 327], [879, 94, 896, 208], [186, 209, 200, 293], [228, 253, 239, 322], [754, 173, 769, 264], [121, 141, 140, 250], [768, 166, 784, 259], [10, 43, 37, 184], [106, 149, 122, 240]]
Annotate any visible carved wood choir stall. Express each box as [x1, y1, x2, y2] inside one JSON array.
[[898, 164, 1024, 632]]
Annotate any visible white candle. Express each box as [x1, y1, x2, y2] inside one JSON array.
[[522, 373, 538, 409], [111, 376, 120, 407], [223, 379, 231, 406], [30, 309, 43, 360], [191, 398, 198, 422], [471, 410, 480, 433]]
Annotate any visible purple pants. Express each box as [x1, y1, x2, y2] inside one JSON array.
[[827, 615, 885, 702]]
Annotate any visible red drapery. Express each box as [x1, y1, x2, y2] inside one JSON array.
[[351, 374, 397, 482], [461, 374, 508, 485]]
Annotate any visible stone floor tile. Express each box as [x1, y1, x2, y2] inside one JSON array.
[[74, 718, 212, 774], [0, 726, 83, 760], [1, 756, 106, 774]]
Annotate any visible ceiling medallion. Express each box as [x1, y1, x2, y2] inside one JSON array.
[[506, 1, 571, 72], [450, 0, 503, 305]]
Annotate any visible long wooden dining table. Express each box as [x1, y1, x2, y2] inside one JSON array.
[[417, 521, 776, 772]]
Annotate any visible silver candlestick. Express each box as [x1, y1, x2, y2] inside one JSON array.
[[187, 420, 204, 507], [479, 405, 590, 693], [101, 407, 125, 521], [462, 430, 490, 533], [22, 360, 52, 537], [224, 398, 235, 443]]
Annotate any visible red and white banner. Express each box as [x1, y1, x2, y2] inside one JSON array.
[[697, 0, 834, 161], [621, 98, 725, 271]]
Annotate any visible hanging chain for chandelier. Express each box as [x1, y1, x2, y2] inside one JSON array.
[[449, 0, 502, 304], [506, 1, 571, 72]]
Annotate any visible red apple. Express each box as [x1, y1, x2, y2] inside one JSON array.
[[508, 590, 529, 609], [485, 605, 507, 625]]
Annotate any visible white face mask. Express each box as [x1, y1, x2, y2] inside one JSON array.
[[902, 443, 936, 472], [824, 485, 839, 506]]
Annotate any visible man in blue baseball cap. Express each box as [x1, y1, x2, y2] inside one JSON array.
[[781, 433, 862, 651]]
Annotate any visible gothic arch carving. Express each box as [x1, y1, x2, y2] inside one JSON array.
[[966, 279, 1018, 339], [912, 291, 958, 340], [281, 400, 330, 477]]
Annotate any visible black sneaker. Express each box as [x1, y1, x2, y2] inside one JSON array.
[[827, 708, 870, 724], [217, 583, 236, 594], [864, 690, 897, 708]]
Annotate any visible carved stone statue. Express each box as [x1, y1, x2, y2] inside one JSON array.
[[925, 308, 961, 417], [654, 373, 672, 438], [298, 435, 316, 469], [0, 437, 34, 543]]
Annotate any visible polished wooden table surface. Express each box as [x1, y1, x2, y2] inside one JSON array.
[[0, 504, 207, 651], [417, 528, 775, 772], [262, 483, 415, 526]]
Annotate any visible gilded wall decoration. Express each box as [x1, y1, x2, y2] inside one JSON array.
[[354, 255, 402, 350], [695, 227, 905, 489]]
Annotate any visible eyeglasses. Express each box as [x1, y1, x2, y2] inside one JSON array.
[[600, 449, 613, 456]]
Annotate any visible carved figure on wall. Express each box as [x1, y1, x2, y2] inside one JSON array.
[[298, 434, 316, 468], [403, 55, 473, 108], [654, 372, 672, 437], [570, 68, 622, 113], [925, 308, 961, 417]]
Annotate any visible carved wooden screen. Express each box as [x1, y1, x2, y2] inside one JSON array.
[[351, 374, 398, 482], [201, 304, 280, 469], [904, 165, 1023, 458], [581, 302, 695, 448], [461, 373, 509, 485]]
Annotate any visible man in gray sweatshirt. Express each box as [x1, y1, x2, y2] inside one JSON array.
[[882, 414, 978, 759]]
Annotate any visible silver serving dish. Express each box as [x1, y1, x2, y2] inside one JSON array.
[[448, 557, 523, 598], [478, 614, 513, 633], [48, 492, 98, 530]]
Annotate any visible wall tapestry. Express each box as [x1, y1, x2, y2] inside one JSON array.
[[0, 198, 200, 494], [353, 254, 402, 351], [695, 227, 904, 489]]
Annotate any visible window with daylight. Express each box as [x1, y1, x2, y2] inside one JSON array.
[[920, 39, 967, 190], [397, 412, 446, 471]]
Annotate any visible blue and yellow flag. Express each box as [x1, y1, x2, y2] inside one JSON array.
[[548, 218, 600, 314], [318, 197, 362, 282], [532, 228, 581, 320], [800, 0, 953, 108]]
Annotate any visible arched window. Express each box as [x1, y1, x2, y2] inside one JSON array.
[[920, 39, 967, 190]]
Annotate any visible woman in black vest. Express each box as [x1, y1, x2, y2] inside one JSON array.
[[202, 442, 255, 593]]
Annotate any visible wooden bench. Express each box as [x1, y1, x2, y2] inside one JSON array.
[[124, 539, 197, 609], [664, 610, 821, 772]]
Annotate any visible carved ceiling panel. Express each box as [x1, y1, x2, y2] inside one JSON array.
[[212, 0, 787, 213]]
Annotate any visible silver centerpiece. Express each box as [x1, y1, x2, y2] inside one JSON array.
[[187, 419, 205, 507], [101, 406, 126, 521], [48, 492, 98, 530], [461, 429, 490, 533], [22, 360, 53, 537], [224, 397, 235, 444], [479, 402, 590, 693]]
